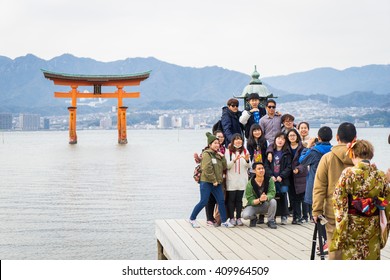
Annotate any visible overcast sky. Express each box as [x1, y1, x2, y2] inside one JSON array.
[[0, 0, 389, 77]]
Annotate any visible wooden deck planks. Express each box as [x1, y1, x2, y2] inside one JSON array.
[[174, 220, 225, 259], [155, 219, 390, 260], [237, 226, 285, 259], [155, 219, 197, 260], [251, 226, 308, 259], [212, 224, 260, 260], [195, 221, 241, 260], [164, 219, 212, 260]]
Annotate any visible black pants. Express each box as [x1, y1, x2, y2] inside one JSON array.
[[289, 189, 305, 220], [226, 190, 244, 219], [205, 194, 216, 221]]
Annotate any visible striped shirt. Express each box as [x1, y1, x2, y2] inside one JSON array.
[[260, 114, 282, 143]]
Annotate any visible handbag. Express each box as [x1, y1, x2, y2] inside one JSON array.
[[275, 181, 288, 194]]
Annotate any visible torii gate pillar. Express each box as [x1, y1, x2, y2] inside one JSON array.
[[68, 106, 78, 144], [118, 106, 128, 144]]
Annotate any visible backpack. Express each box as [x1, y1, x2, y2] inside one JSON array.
[[212, 120, 223, 134], [193, 164, 202, 183]]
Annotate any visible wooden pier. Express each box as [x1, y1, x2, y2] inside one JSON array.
[[155, 218, 390, 260]]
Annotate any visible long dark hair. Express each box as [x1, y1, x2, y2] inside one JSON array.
[[247, 124, 267, 151]]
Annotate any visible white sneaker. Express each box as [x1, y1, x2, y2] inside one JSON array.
[[236, 218, 244, 226], [221, 220, 235, 228], [188, 219, 200, 228], [229, 218, 236, 226]]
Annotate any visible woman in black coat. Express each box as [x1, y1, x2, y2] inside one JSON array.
[[286, 129, 308, 224], [264, 132, 292, 225]]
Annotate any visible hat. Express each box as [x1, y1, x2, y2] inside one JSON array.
[[206, 132, 218, 145], [247, 93, 260, 100], [227, 98, 239, 106]]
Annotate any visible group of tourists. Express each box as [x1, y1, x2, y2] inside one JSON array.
[[189, 93, 390, 260]]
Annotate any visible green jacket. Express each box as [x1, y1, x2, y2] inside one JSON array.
[[245, 177, 276, 206], [200, 149, 227, 184]]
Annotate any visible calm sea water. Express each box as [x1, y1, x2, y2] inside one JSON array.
[[0, 128, 389, 259]]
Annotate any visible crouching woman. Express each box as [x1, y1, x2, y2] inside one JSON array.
[[242, 162, 278, 229]]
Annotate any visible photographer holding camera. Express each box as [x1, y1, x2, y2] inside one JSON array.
[[311, 123, 357, 260], [299, 126, 333, 225]]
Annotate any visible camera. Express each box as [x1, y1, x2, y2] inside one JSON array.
[[318, 215, 328, 225]]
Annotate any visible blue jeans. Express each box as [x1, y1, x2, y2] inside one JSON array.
[[190, 181, 227, 222]]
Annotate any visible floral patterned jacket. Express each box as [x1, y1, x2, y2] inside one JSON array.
[[330, 162, 390, 259]]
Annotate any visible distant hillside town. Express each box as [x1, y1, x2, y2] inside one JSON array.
[[1, 98, 387, 131]]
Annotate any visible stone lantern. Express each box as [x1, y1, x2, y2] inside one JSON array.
[[234, 66, 276, 110]]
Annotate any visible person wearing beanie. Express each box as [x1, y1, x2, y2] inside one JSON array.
[[206, 131, 218, 145], [239, 93, 267, 139], [193, 130, 228, 227], [189, 132, 234, 228]]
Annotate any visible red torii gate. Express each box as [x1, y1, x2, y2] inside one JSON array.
[[42, 69, 151, 144]]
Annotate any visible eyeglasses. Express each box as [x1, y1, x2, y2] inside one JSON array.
[[267, 106, 276, 109], [288, 134, 297, 137], [230, 104, 238, 108]]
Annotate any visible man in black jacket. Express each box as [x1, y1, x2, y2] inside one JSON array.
[[221, 98, 244, 146]]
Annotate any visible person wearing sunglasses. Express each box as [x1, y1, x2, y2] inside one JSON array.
[[221, 98, 244, 146], [260, 99, 282, 143]]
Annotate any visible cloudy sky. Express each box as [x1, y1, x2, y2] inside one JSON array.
[[0, 0, 389, 76]]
